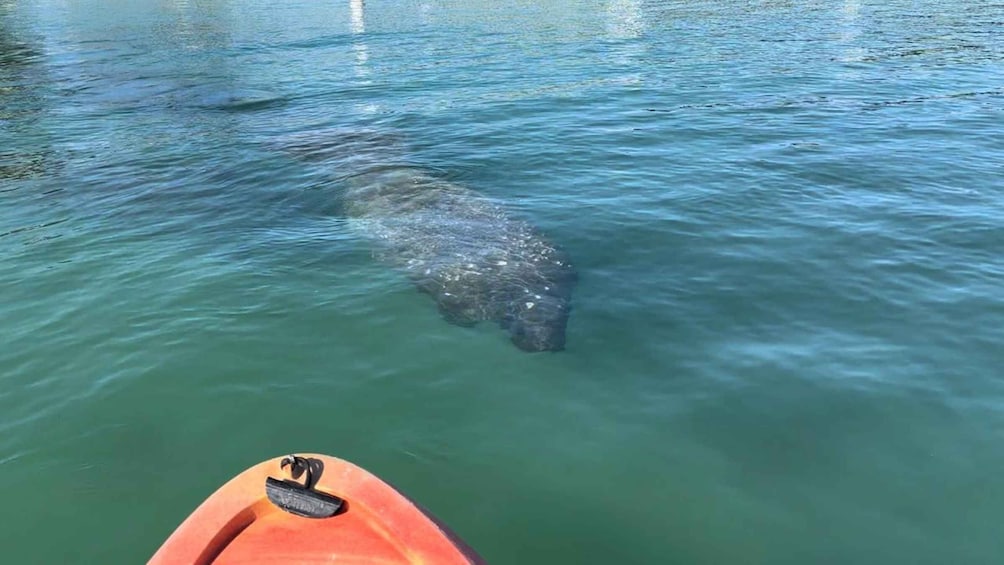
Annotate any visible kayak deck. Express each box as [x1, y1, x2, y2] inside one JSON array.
[[150, 454, 484, 565]]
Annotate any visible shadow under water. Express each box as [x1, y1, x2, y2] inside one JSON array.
[[0, 12, 56, 183]]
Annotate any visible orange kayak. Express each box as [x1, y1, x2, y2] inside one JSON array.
[[150, 453, 486, 565]]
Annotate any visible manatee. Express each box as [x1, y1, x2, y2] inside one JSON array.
[[196, 89, 286, 111], [278, 129, 576, 352]]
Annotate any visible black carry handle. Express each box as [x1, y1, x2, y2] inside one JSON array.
[[265, 455, 344, 518]]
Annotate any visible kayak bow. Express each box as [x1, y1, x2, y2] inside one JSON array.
[[150, 453, 485, 565]]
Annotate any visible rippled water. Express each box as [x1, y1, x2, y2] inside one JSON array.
[[2, 0, 1003, 563]]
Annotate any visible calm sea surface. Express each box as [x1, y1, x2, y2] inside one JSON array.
[[2, 0, 1003, 563]]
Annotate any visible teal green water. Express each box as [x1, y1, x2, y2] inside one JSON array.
[[3, 0, 1004, 562]]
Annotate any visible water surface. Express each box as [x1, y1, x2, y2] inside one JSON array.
[[2, 0, 1003, 563]]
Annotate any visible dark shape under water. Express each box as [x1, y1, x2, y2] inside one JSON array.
[[278, 129, 576, 352], [194, 88, 287, 112]]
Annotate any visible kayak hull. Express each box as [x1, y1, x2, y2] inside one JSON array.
[[150, 454, 485, 565]]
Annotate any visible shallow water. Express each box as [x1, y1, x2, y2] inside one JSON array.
[[2, 0, 1003, 562]]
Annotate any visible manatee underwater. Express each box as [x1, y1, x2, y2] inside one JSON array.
[[278, 129, 576, 352]]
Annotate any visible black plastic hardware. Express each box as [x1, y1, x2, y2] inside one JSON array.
[[265, 455, 344, 518]]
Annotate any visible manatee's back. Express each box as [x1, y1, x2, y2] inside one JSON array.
[[274, 126, 576, 351]]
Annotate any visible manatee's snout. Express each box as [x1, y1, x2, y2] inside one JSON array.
[[507, 295, 569, 352]]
